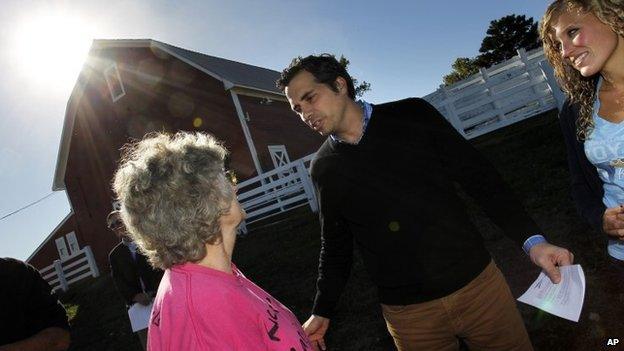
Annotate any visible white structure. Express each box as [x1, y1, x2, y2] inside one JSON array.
[[237, 154, 317, 234], [423, 47, 565, 139], [39, 245, 100, 292]]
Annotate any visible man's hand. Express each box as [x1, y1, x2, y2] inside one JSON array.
[[302, 315, 330, 351], [603, 206, 624, 240], [529, 243, 574, 284], [133, 292, 151, 306]]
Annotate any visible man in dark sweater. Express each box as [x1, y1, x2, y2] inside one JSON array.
[[277, 54, 574, 351]]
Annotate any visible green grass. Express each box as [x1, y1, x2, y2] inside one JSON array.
[[60, 110, 624, 350], [65, 304, 79, 323]]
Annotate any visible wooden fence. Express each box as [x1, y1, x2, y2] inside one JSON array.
[[39, 245, 100, 292], [237, 153, 317, 234], [423, 47, 566, 139]]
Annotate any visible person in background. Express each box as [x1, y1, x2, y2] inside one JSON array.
[[0, 257, 70, 351], [541, 0, 624, 283], [277, 54, 574, 351], [112, 131, 311, 350], [108, 210, 163, 350]]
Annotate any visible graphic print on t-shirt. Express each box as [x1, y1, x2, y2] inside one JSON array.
[[263, 296, 311, 350]]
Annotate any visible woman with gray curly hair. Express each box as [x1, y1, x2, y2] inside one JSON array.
[[113, 131, 311, 350], [541, 0, 624, 276]]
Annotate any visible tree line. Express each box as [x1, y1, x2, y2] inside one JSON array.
[[443, 14, 542, 86]]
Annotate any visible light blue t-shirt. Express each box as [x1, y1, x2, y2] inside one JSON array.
[[583, 76, 624, 261]]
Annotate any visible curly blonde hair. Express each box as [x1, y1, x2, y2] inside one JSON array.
[[540, 0, 624, 140], [112, 132, 235, 269]]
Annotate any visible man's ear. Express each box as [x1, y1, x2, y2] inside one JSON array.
[[335, 76, 347, 94]]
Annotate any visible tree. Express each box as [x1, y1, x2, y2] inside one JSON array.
[[443, 57, 480, 86], [476, 14, 541, 67], [442, 14, 541, 86], [337, 55, 371, 98]]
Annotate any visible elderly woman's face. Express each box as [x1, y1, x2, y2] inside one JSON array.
[[220, 195, 245, 231], [551, 10, 620, 77]]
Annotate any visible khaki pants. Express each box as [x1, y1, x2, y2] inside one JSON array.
[[382, 261, 533, 351]]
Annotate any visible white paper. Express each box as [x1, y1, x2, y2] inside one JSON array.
[[127, 302, 153, 332], [517, 264, 585, 322]]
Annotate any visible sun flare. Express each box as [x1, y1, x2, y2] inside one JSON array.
[[11, 10, 95, 90]]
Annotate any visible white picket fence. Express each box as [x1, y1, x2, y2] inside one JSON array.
[[423, 47, 566, 139], [39, 245, 100, 292], [237, 153, 317, 234]]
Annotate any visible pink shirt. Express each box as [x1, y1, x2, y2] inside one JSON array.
[[148, 262, 311, 350]]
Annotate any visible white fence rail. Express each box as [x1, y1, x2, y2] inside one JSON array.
[[423, 47, 565, 139], [237, 153, 317, 234], [39, 245, 100, 292]]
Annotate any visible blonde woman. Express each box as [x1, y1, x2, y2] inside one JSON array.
[[541, 1, 624, 272], [112, 132, 311, 350]]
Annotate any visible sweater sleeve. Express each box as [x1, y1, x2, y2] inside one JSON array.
[[558, 99, 606, 231], [310, 154, 354, 318], [414, 98, 541, 246]]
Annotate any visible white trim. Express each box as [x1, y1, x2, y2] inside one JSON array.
[[55, 237, 70, 260], [228, 85, 287, 101], [104, 63, 126, 102], [150, 41, 228, 83], [230, 91, 263, 176], [268, 145, 291, 169], [26, 211, 74, 263], [52, 75, 89, 191], [66, 231, 80, 255]]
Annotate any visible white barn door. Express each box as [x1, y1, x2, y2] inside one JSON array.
[[268, 145, 291, 169]]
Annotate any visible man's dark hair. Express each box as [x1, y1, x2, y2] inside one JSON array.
[[276, 54, 356, 100]]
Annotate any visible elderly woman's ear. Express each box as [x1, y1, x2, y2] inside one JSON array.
[[218, 197, 245, 234]]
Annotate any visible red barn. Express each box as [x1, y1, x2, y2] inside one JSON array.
[[27, 39, 322, 277]]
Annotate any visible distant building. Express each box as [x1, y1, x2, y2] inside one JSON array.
[[27, 39, 322, 274]]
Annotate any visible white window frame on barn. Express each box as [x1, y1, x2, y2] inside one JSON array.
[[65, 231, 80, 255], [104, 62, 126, 102], [55, 237, 70, 260], [268, 145, 291, 169]]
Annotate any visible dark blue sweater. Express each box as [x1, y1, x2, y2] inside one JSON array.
[[310, 98, 541, 317], [558, 99, 606, 231]]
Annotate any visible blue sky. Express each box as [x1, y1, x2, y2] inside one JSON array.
[[0, 0, 552, 260]]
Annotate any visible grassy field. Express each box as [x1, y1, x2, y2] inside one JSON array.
[[60, 109, 624, 350]]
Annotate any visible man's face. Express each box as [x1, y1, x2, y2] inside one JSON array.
[[285, 70, 348, 136]]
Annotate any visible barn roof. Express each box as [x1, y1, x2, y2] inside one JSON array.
[[52, 39, 286, 191]]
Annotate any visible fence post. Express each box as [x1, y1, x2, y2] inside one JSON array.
[[53, 259, 68, 292], [438, 86, 466, 138], [296, 159, 318, 213], [480, 67, 506, 123], [539, 60, 566, 111], [517, 48, 548, 109], [83, 245, 100, 278]]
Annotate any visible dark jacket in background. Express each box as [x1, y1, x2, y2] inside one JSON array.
[[109, 243, 163, 306], [558, 98, 606, 231]]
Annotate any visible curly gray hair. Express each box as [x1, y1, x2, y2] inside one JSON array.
[[112, 132, 235, 269]]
